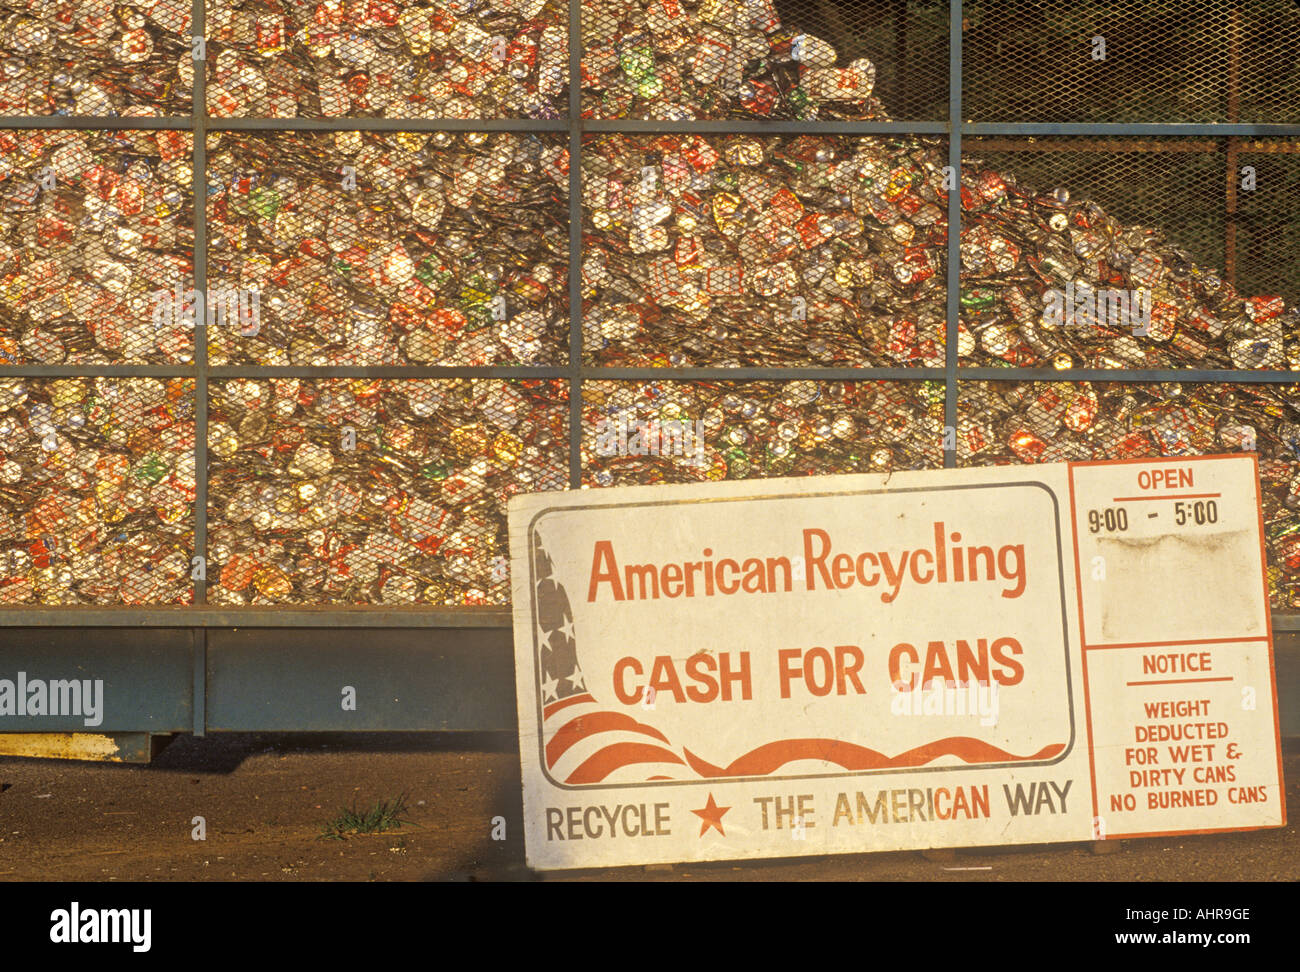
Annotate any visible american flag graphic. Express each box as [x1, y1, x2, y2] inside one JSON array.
[[531, 530, 1065, 785], [533, 531, 695, 784]]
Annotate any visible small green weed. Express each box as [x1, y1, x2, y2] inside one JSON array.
[[319, 794, 413, 840]]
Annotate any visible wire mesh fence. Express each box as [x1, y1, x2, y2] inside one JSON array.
[[581, 132, 947, 367], [0, 0, 1297, 610], [771, 0, 949, 121], [581, 0, 910, 120], [957, 379, 1300, 610], [0, 128, 194, 365], [206, 0, 569, 118], [206, 129, 569, 367], [0, 376, 195, 604], [207, 376, 567, 605], [0, 0, 194, 116], [581, 378, 943, 484], [959, 136, 1300, 370], [962, 0, 1300, 124]]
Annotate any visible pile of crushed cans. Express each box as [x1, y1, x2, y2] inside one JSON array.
[[582, 379, 944, 484], [0, 377, 194, 604], [207, 129, 569, 366], [582, 0, 890, 120], [2, 0, 1299, 607], [956, 163, 1297, 371], [207, 0, 569, 118], [583, 132, 948, 366], [0, 128, 194, 364], [206, 377, 567, 604], [0, 0, 192, 115]]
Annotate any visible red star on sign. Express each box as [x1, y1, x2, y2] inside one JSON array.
[[691, 793, 731, 836]]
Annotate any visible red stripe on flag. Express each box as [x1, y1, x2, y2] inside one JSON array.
[[565, 743, 685, 784], [682, 737, 1066, 778], [543, 693, 594, 719], [545, 711, 673, 767]]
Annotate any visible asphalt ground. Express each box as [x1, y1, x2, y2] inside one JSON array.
[[1, 733, 1297, 882]]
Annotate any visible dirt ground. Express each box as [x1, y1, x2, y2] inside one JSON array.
[[1, 733, 1297, 882]]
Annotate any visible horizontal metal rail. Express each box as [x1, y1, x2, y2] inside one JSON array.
[[207, 365, 571, 379], [970, 138, 1300, 154], [4, 365, 1300, 384], [964, 123, 1300, 137], [580, 119, 950, 134], [0, 605, 1294, 632], [0, 606, 511, 628], [2, 118, 1296, 137]]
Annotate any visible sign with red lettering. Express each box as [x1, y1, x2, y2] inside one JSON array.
[[508, 455, 1284, 870]]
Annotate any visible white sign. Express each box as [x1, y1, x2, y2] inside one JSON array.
[[508, 455, 1285, 870]]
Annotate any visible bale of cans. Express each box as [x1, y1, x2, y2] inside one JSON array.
[[207, 0, 569, 118], [0, 0, 192, 115], [583, 379, 944, 484], [206, 377, 568, 605], [583, 133, 948, 367], [207, 130, 569, 366], [0, 377, 194, 605], [0, 129, 195, 365]]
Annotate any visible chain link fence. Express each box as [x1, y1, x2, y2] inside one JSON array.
[[0, 0, 1296, 610]]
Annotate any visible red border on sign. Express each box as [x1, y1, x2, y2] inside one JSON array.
[[1068, 453, 1287, 840], [1066, 465, 1101, 825], [527, 479, 1078, 791]]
